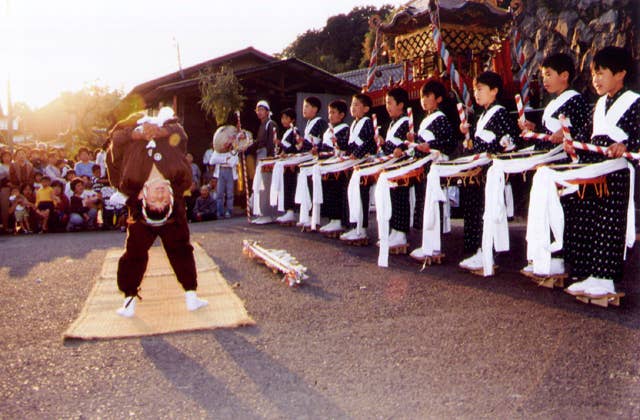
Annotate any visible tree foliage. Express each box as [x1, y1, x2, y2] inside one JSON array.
[[278, 5, 395, 73], [198, 65, 246, 126]]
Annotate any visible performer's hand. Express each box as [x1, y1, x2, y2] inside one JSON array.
[[295, 136, 304, 145], [416, 143, 431, 153], [607, 142, 627, 158], [237, 131, 247, 141], [549, 130, 564, 144], [406, 131, 415, 142], [393, 147, 404, 158], [311, 146, 318, 156], [563, 141, 576, 156], [518, 119, 535, 131], [460, 122, 470, 135], [375, 134, 384, 147]]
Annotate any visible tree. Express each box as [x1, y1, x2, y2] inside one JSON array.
[[198, 65, 246, 126], [279, 5, 395, 73]]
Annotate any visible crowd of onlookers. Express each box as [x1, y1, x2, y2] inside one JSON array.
[[0, 144, 227, 235]]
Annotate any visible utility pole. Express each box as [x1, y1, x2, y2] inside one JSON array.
[[5, 0, 13, 149]]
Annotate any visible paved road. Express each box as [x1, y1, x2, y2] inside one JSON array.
[[1, 217, 639, 419]]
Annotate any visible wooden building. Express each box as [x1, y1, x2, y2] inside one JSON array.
[[125, 47, 359, 163]]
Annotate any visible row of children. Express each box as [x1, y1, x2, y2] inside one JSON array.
[[245, 46, 638, 301]]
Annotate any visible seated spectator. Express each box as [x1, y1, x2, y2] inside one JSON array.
[[9, 185, 34, 234], [35, 175, 55, 233], [10, 149, 35, 187], [192, 185, 217, 222], [20, 183, 38, 229], [0, 150, 11, 183], [33, 172, 43, 191], [50, 180, 70, 232], [29, 149, 45, 175], [99, 180, 127, 231], [0, 178, 11, 233], [67, 178, 98, 231], [44, 152, 65, 183], [73, 148, 94, 178], [90, 164, 102, 185], [64, 170, 76, 199]]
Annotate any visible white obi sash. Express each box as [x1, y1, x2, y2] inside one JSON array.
[[592, 91, 640, 142], [417, 110, 445, 143], [385, 116, 410, 146], [542, 90, 579, 133], [349, 117, 370, 147], [474, 105, 503, 143], [304, 117, 322, 145], [321, 123, 349, 149]]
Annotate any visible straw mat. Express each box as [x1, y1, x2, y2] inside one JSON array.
[[64, 243, 254, 340]]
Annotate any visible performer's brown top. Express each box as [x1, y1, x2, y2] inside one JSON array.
[[106, 116, 192, 206]]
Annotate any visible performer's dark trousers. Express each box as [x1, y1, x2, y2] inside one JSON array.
[[283, 170, 298, 211], [567, 169, 630, 282], [390, 186, 411, 233], [117, 215, 197, 296], [342, 179, 370, 229], [460, 182, 484, 255], [412, 177, 427, 231], [321, 173, 347, 223]]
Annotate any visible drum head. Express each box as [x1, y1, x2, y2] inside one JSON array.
[[213, 125, 253, 153]]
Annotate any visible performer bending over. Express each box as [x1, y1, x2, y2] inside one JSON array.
[[107, 107, 208, 317], [565, 46, 640, 297]]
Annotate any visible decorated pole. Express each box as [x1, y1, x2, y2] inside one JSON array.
[[513, 29, 530, 108], [515, 94, 526, 126], [373, 113, 383, 153], [457, 103, 473, 150], [522, 130, 552, 142], [570, 140, 640, 161], [237, 110, 252, 222], [273, 125, 280, 155], [559, 114, 579, 163], [407, 107, 414, 135]]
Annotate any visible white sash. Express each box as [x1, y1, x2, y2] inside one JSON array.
[[417, 110, 445, 143], [385, 116, 410, 146], [542, 90, 579, 133], [526, 158, 635, 275], [592, 91, 639, 142], [475, 105, 503, 143], [304, 117, 322, 144], [281, 127, 294, 149], [349, 117, 369, 146], [321, 123, 349, 149]]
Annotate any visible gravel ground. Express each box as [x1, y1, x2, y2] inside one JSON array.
[[0, 216, 638, 419]]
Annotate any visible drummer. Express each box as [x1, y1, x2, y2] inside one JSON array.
[[374, 87, 411, 248], [409, 80, 458, 260], [340, 93, 377, 242], [317, 100, 351, 234], [458, 71, 519, 271], [247, 99, 279, 224], [274, 108, 302, 224]]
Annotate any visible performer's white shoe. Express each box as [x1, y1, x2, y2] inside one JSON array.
[[566, 276, 600, 294], [116, 296, 137, 318], [583, 278, 616, 297], [340, 228, 367, 241], [276, 210, 296, 223], [185, 290, 208, 311], [522, 258, 565, 275], [251, 216, 273, 225], [459, 248, 483, 270], [387, 229, 407, 247], [319, 219, 342, 233], [410, 247, 439, 259]]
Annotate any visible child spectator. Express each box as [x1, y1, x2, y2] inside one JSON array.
[[50, 180, 70, 232], [90, 164, 102, 185], [193, 185, 217, 222], [35, 175, 55, 233], [33, 172, 43, 191], [44, 152, 65, 183], [67, 178, 97, 231], [74, 148, 94, 178], [99, 180, 126, 231], [63, 170, 77, 199], [209, 129, 239, 219], [10, 186, 33, 234]]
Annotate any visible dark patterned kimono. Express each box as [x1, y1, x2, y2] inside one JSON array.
[[343, 116, 377, 228], [301, 117, 328, 152], [280, 126, 302, 212], [534, 89, 592, 151], [413, 110, 456, 230], [566, 89, 640, 282], [461, 103, 518, 254], [382, 115, 411, 233], [318, 124, 350, 222]]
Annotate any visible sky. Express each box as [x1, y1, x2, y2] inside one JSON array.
[[0, 0, 393, 111]]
